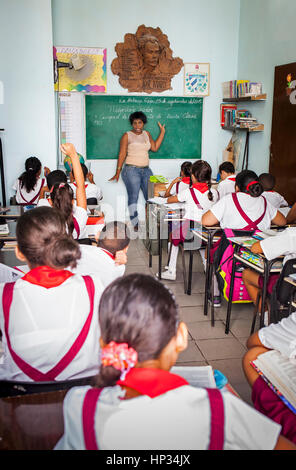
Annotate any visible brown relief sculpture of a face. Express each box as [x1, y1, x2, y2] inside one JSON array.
[[111, 25, 184, 94]]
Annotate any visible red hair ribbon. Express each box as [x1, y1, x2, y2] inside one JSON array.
[[101, 341, 138, 379], [246, 180, 259, 192]]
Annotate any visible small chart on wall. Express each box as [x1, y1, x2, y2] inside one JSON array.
[[85, 95, 203, 159]]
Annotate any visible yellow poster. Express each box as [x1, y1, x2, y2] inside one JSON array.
[[54, 46, 106, 92]]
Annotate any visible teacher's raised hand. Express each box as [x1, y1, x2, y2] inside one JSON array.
[[158, 122, 166, 133]]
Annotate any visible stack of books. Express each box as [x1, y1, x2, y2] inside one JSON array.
[[220, 105, 264, 131], [222, 80, 263, 99]]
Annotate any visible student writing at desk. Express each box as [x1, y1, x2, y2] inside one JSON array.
[[202, 170, 286, 306]]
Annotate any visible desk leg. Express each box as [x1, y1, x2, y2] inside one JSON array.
[[187, 250, 193, 295], [149, 253, 152, 268], [259, 260, 271, 329], [158, 211, 162, 280], [203, 242, 210, 316], [225, 245, 239, 334]]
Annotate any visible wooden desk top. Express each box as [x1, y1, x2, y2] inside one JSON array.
[[0, 389, 66, 450]]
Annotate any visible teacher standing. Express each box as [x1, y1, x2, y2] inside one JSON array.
[[109, 111, 165, 230]]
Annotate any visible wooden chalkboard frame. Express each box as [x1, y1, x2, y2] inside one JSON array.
[[85, 94, 203, 160]]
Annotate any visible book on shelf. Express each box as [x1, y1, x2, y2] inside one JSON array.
[[220, 103, 237, 127], [222, 80, 263, 99], [251, 350, 296, 414]]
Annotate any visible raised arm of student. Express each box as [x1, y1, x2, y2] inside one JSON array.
[[109, 133, 128, 182], [164, 177, 182, 198], [147, 122, 166, 152], [60, 143, 87, 210]]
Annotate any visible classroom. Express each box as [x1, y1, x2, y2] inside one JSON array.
[[0, 0, 296, 452]]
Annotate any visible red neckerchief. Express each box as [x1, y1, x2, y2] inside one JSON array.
[[181, 177, 191, 184], [22, 265, 74, 289], [73, 183, 88, 188], [191, 182, 209, 194], [117, 368, 188, 398], [227, 176, 236, 182], [99, 248, 115, 260]]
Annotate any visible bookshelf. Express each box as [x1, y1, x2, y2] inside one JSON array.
[[220, 82, 266, 169]]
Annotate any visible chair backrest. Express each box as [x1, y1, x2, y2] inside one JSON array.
[[0, 375, 96, 398], [270, 257, 296, 323], [87, 197, 98, 205]]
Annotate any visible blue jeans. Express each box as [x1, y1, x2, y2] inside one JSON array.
[[121, 165, 153, 226]]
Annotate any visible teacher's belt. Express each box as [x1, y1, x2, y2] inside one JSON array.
[[124, 164, 149, 168]]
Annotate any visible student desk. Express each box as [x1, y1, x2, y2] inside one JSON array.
[[0, 205, 24, 219], [190, 225, 222, 326], [145, 200, 185, 281], [0, 389, 66, 450], [225, 236, 283, 335], [0, 221, 17, 242]]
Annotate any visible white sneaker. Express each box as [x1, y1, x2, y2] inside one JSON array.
[[263, 310, 269, 327], [157, 269, 176, 281]]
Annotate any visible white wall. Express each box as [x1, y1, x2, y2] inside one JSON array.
[[238, 0, 296, 174], [0, 0, 56, 204], [52, 0, 240, 221]]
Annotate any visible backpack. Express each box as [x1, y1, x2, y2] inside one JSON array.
[[214, 229, 254, 303], [213, 193, 268, 303]]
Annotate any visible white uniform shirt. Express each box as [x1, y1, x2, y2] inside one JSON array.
[[169, 180, 190, 196], [36, 199, 88, 240], [262, 191, 289, 209], [0, 272, 104, 381], [177, 187, 219, 222], [217, 175, 236, 199], [210, 192, 277, 230], [71, 245, 125, 288], [13, 177, 45, 205], [55, 382, 281, 450], [70, 182, 103, 202], [260, 227, 296, 262]]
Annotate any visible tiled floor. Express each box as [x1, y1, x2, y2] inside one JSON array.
[[125, 236, 259, 406]]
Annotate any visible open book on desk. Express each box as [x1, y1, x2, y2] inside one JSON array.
[[170, 365, 237, 395], [251, 350, 296, 414]]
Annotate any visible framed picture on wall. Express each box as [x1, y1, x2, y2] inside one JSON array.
[[184, 63, 210, 96]]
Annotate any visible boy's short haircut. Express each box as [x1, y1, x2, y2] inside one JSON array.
[[219, 161, 235, 175], [46, 170, 67, 190], [258, 173, 276, 191], [97, 221, 130, 255]]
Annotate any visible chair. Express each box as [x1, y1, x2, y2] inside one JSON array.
[[77, 238, 92, 245], [87, 197, 98, 205], [0, 375, 96, 398], [251, 258, 296, 333]]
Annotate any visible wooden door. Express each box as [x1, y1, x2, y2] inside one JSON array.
[[270, 62, 296, 205]]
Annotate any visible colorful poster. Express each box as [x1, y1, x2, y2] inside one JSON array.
[[184, 63, 210, 96], [54, 46, 106, 93]]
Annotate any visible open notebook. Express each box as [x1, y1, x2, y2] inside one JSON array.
[[251, 350, 296, 414]]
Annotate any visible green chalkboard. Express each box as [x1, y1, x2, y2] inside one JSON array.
[[85, 95, 203, 159]]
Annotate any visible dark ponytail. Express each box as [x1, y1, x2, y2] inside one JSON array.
[[94, 274, 180, 389], [19, 156, 41, 192], [235, 170, 264, 198], [191, 160, 213, 201], [50, 183, 75, 236], [16, 206, 81, 269]]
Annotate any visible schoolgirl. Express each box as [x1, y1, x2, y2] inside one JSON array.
[[160, 160, 219, 281], [202, 170, 286, 307], [164, 161, 192, 197], [55, 273, 294, 450], [50, 144, 88, 240], [13, 156, 47, 205], [0, 206, 104, 382]]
